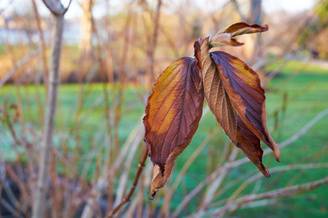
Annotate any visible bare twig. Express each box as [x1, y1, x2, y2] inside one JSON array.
[[213, 176, 328, 216], [0, 48, 41, 88], [5, 166, 27, 199], [173, 108, 328, 217], [2, 104, 21, 151], [230, 0, 249, 22], [194, 147, 239, 217], [0, 152, 5, 200], [162, 126, 219, 214], [63, 0, 73, 14], [148, 0, 162, 83], [214, 163, 328, 217], [0, 198, 23, 218], [106, 149, 149, 217], [278, 109, 328, 148], [31, 0, 49, 89], [113, 122, 145, 171], [114, 126, 144, 206], [113, 4, 132, 158], [81, 122, 144, 218]]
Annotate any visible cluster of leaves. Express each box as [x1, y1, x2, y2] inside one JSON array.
[[143, 22, 281, 197]]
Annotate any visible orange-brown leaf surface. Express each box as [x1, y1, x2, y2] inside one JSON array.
[[143, 57, 204, 197]]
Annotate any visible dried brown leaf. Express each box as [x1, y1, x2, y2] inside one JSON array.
[[210, 22, 268, 48], [144, 22, 278, 198], [195, 33, 279, 176], [143, 57, 204, 197], [217, 22, 269, 37], [210, 51, 280, 161]]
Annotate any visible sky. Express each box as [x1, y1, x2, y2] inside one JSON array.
[[0, 0, 316, 19], [262, 0, 315, 14]]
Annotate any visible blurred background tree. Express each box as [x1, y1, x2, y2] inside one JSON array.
[[299, 0, 328, 59], [79, 0, 94, 58]]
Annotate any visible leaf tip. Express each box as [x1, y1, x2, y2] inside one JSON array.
[[269, 138, 281, 162], [274, 147, 281, 162], [263, 168, 271, 178], [258, 162, 271, 178], [147, 191, 156, 200], [150, 164, 164, 198], [261, 24, 269, 32]]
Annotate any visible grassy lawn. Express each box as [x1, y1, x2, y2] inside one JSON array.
[[0, 60, 327, 216]]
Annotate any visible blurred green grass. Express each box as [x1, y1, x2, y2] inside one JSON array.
[[0, 60, 327, 216]]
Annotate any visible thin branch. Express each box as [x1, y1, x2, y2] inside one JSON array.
[[230, 0, 249, 22], [195, 147, 239, 217], [5, 166, 29, 204], [278, 108, 328, 148], [0, 198, 24, 218], [63, 0, 73, 14], [106, 149, 149, 217], [113, 122, 144, 172], [31, 0, 49, 88], [163, 127, 219, 213], [41, 0, 53, 12], [114, 126, 144, 206], [173, 108, 328, 217], [231, 163, 328, 202], [0, 48, 41, 88], [148, 0, 162, 83], [42, 0, 71, 15], [213, 176, 328, 216]]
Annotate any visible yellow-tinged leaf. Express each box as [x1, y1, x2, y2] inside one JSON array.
[[143, 57, 204, 197]]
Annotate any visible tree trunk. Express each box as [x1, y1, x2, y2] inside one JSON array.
[[32, 11, 65, 218], [249, 0, 262, 56], [79, 0, 93, 57], [251, 0, 262, 24], [148, 0, 162, 85]]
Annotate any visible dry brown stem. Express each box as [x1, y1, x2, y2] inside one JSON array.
[[106, 149, 149, 218], [0, 48, 41, 88], [31, 0, 49, 89], [148, 0, 162, 83], [213, 176, 328, 217]]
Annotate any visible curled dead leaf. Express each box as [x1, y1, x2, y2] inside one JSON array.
[[216, 22, 269, 37], [210, 22, 268, 48], [150, 165, 162, 199]]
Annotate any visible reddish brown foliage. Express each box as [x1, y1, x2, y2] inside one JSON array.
[[143, 22, 280, 197], [143, 58, 204, 196]]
